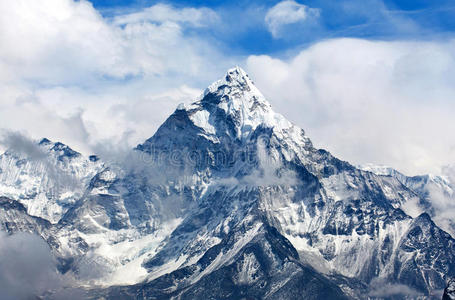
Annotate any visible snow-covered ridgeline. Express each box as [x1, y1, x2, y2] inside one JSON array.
[[0, 139, 102, 223]]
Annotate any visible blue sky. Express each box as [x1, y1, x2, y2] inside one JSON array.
[[88, 0, 455, 55]]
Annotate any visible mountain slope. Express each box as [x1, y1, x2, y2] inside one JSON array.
[[0, 138, 102, 223], [0, 67, 453, 299], [443, 278, 455, 300], [0, 196, 51, 236], [359, 163, 455, 236]]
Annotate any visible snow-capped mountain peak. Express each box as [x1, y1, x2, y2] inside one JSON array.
[[175, 67, 297, 141], [0, 138, 103, 223], [37, 138, 82, 161], [202, 66, 266, 104]]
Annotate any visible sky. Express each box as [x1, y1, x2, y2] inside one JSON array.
[[0, 0, 454, 176]]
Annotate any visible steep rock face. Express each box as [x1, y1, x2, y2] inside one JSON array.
[[443, 278, 455, 300], [144, 68, 454, 296], [395, 213, 455, 292], [107, 223, 349, 300], [0, 139, 102, 223], [0, 196, 50, 236]]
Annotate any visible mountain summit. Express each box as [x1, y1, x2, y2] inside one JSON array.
[[0, 68, 454, 299], [187, 66, 300, 140]]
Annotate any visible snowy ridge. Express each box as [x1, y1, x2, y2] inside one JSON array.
[[358, 163, 455, 236], [186, 66, 301, 141], [0, 139, 103, 223]]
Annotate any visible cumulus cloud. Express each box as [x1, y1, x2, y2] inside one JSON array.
[[0, 0, 235, 154], [0, 0, 227, 84], [0, 0, 121, 85], [265, 0, 320, 38], [0, 87, 92, 154], [247, 38, 455, 175]]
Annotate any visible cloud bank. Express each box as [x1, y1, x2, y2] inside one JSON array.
[[0, 232, 62, 300], [247, 38, 455, 175], [0, 0, 233, 154]]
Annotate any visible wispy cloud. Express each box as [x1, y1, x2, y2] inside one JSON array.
[[112, 3, 219, 27], [0, 232, 90, 299], [0, 131, 48, 161], [368, 280, 422, 298]]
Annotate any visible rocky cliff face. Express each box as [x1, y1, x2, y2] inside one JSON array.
[[0, 138, 102, 223], [359, 163, 455, 237], [443, 278, 455, 300]]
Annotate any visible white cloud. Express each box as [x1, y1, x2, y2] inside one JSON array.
[[428, 165, 455, 234], [0, 0, 122, 84], [0, 0, 235, 154], [113, 3, 219, 27], [247, 38, 455, 175], [368, 281, 421, 298], [0, 232, 88, 299], [0, 130, 48, 160], [0, 232, 61, 299], [265, 0, 320, 38], [0, 0, 229, 84], [442, 164, 455, 185]]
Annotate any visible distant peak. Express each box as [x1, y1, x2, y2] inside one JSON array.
[[39, 138, 52, 146], [413, 212, 433, 225], [37, 139, 82, 159], [89, 155, 100, 162]]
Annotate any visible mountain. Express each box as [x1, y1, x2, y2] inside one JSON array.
[[0, 196, 51, 236], [0, 67, 454, 299], [359, 163, 455, 236], [0, 138, 102, 223]]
